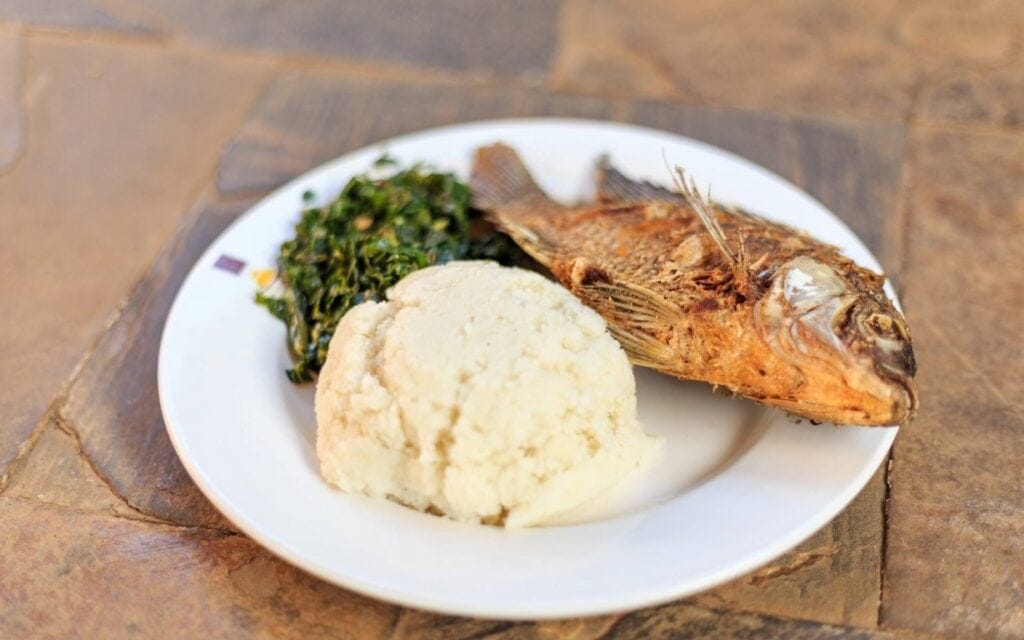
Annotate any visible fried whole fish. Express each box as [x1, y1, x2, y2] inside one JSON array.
[[470, 144, 917, 426]]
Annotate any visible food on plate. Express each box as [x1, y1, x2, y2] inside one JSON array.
[[256, 159, 524, 382], [471, 144, 917, 426], [314, 261, 662, 527]]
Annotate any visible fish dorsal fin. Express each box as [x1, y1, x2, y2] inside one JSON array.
[[669, 166, 738, 265], [470, 143, 567, 266], [669, 165, 764, 299], [470, 143, 558, 210], [596, 156, 682, 203]]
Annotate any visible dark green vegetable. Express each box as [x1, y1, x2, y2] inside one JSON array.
[[257, 161, 526, 383]]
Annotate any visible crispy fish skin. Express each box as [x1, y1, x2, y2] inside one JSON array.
[[470, 144, 917, 426]]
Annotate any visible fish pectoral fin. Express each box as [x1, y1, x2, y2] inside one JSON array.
[[585, 280, 678, 329], [573, 275, 679, 368], [606, 324, 676, 369]]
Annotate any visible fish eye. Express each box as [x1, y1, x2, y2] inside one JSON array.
[[866, 312, 906, 339], [869, 313, 892, 332]]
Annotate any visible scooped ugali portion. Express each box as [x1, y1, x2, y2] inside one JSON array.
[[315, 261, 662, 527]]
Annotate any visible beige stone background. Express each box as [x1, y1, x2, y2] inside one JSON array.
[[0, 2, 1021, 639]]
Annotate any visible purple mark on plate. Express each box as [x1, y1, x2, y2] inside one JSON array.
[[214, 254, 246, 274]]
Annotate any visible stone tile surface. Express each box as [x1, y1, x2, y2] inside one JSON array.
[[554, 0, 1024, 126], [695, 468, 885, 628], [389, 604, 899, 640], [902, 2, 1024, 127], [0, 495, 900, 639], [0, 37, 267, 484], [60, 200, 253, 528], [154, 0, 561, 74], [4, 418, 131, 517], [0, 498, 397, 639], [602, 601, 898, 640], [882, 127, 1024, 638], [390, 611, 620, 639], [0, 28, 23, 172], [2, 2, 1019, 636], [2, 0, 562, 75], [218, 72, 615, 197], [0, 0, 151, 33]]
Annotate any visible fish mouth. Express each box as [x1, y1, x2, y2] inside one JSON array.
[[888, 374, 918, 424], [838, 299, 918, 424], [874, 353, 919, 424]]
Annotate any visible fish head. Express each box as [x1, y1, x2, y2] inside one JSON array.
[[757, 255, 918, 423]]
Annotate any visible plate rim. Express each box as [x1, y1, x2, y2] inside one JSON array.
[[158, 117, 898, 619]]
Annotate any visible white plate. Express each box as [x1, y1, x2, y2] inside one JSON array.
[[159, 119, 897, 619]]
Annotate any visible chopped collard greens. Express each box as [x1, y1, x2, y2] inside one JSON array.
[[257, 159, 526, 383]]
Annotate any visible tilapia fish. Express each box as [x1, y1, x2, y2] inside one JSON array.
[[470, 144, 917, 426]]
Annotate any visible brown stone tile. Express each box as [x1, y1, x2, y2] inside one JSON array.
[[0, 498, 397, 638], [60, 199, 253, 528], [163, 0, 561, 74], [897, 1, 1018, 63], [0, 37, 267, 483], [513, 617, 622, 639], [218, 71, 616, 196], [0, 0, 151, 33], [0, 28, 23, 172], [882, 127, 1024, 637], [2, 495, 899, 639], [2, 0, 561, 75], [554, 0, 1024, 126], [390, 611, 620, 639], [4, 418, 130, 517], [693, 468, 885, 628], [390, 614, 519, 639], [385, 599, 897, 640], [554, 0, 919, 120], [915, 66, 1024, 128], [601, 602, 898, 640], [903, 1, 1024, 128]]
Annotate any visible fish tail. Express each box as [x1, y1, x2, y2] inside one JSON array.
[[470, 143, 553, 210], [470, 143, 566, 264]]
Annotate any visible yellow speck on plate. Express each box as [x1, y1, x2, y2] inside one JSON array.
[[252, 268, 277, 290]]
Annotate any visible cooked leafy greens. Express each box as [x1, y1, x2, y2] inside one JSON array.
[[257, 160, 525, 383]]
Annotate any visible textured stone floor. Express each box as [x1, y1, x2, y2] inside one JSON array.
[[1, 2, 1021, 638]]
